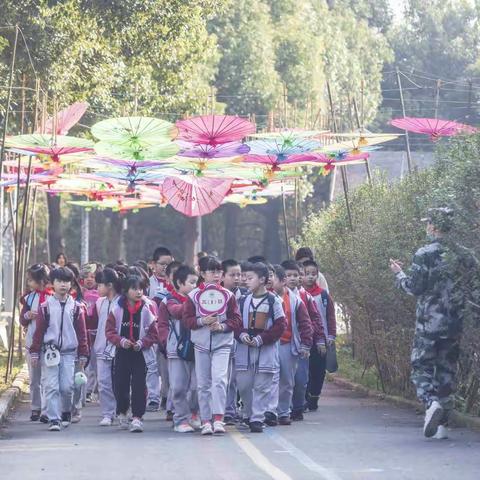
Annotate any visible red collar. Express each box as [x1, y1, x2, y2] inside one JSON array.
[[166, 282, 175, 294], [127, 300, 142, 315], [305, 284, 323, 296], [171, 290, 187, 304]]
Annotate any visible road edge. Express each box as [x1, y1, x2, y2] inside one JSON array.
[[0, 364, 29, 424], [328, 373, 480, 432]]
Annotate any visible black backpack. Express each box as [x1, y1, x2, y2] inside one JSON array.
[[167, 296, 195, 362]]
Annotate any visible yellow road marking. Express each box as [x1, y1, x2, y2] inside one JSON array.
[[230, 429, 293, 480]]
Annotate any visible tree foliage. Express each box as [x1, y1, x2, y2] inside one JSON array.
[[297, 134, 480, 414]]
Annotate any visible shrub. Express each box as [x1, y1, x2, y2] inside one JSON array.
[[297, 135, 480, 414]]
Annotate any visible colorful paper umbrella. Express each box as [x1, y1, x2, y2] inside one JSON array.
[[5, 134, 94, 162], [0, 167, 63, 187], [243, 153, 326, 169], [175, 115, 256, 146], [85, 157, 169, 176], [223, 194, 268, 207], [94, 140, 178, 161], [250, 129, 329, 139], [390, 117, 477, 141], [177, 140, 250, 159], [91, 117, 176, 146], [246, 138, 322, 159], [39, 102, 89, 135], [321, 132, 399, 153], [161, 176, 232, 217]]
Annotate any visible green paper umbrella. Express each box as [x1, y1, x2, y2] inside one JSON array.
[[91, 117, 176, 147], [94, 140, 179, 161]]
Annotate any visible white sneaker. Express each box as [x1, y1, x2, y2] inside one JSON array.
[[174, 422, 194, 433], [119, 414, 129, 430], [213, 421, 226, 434], [190, 417, 201, 431], [424, 401, 444, 438], [201, 422, 213, 435], [433, 425, 448, 440], [99, 416, 113, 427], [130, 418, 144, 433]]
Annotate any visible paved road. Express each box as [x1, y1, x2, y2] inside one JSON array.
[[1, 382, 480, 480]]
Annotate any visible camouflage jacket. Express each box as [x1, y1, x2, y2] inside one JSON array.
[[396, 239, 462, 339]]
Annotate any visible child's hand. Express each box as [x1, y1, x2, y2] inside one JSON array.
[[389, 258, 403, 274], [317, 344, 327, 356], [239, 332, 253, 345], [121, 338, 133, 349], [202, 315, 217, 326], [209, 322, 224, 332], [133, 340, 142, 351], [79, 357, 87, 368], [31, 357, 39, 368]]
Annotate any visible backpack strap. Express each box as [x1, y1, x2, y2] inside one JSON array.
[[267, 292, 276, 320]]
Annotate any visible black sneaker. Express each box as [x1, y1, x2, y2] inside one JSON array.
[[165, 410, 174, 422], [146, 401, 160, 412], [86, 393, 92, 403], [239, 417, 250, 429], [223, 415, 236, 426], [39, 414, 49, 424], [30, 410, 41, 422], [48, 420, 61, 431], [264, 411, 278, 427], [279, 416, 292, 426], [291, 410, 304, 421], [249, 421, 264, 433], [160, 397, 167, 410], [61, 412, 72, 427], [307, 395, 319, 411]]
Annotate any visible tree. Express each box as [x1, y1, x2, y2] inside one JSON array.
[[210, 0, 282, 120]]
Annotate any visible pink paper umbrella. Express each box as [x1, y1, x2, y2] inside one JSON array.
[[175, 115, 256, 146], [161, 176, 232, 217], [38, 102, 89, 135], [177, 140, 250, 158], [390, 117, 477, 141]]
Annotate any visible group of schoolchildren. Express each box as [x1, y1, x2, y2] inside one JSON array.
[[20, 246, 336, 435]]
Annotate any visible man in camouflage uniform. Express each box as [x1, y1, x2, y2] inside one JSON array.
[[390, 208, 462, 439]]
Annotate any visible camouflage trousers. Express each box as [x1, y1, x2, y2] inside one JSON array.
[[411, 335, 460, 413]]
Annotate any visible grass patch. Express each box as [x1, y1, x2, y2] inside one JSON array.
[[335, 336, 383, 392], [0, 349, 24, 395]]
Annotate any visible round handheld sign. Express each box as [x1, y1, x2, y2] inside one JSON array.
[[194, 285, 229, 317]]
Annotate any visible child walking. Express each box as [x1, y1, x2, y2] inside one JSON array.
[[221, 259, 248, 425], [147, 246, 173, 412], [20, 264, 52, 422], [183, 256, 242, 435], [106, 275, 158, 433], [303, 259, 337, 411], [91, 267, 122, 426], [29, 267, 89, 431], [81, 263, 101, 403], [284, 261, 326, 421], [235, 262, 285, 433], [158, 265, 200, 433], [265, 264, 312, 426]]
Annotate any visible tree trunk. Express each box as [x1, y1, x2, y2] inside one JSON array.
[[184, 216, 198, 266], [223, 204, 238, 259], [47, 194, 63, 261], [262, 198, 283, 262]]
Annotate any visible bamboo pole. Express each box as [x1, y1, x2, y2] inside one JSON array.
[[0, 26, 19, 182], [326, 82, 353, 229], [396, 68, 413, 173]]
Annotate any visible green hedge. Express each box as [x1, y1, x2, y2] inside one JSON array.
[[297, 135, 480, 415]]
